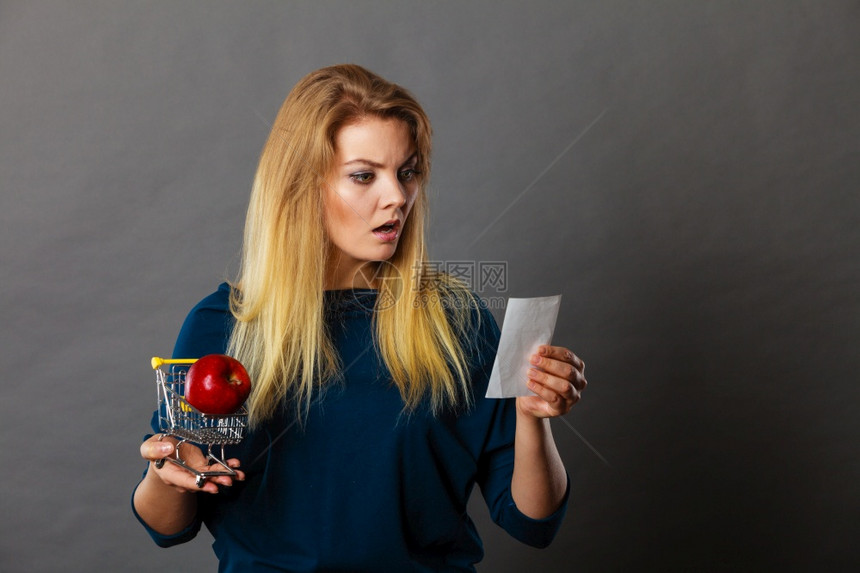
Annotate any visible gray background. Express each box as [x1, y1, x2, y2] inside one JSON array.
[[1, 1, 858, 571]]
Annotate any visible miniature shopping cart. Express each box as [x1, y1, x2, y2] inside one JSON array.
[[150, 357, 248, 487]]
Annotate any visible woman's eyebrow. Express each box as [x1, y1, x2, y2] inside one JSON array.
[[343, 158, 384, 168], [342, 152, 418, 169]]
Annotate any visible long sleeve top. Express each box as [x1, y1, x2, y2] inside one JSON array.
[[133, 283, 568, 572]]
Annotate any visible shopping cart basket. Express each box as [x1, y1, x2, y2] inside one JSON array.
[[150, 357, 248, 487]]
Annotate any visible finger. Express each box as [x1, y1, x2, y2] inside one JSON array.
[[207, 459, 246, 487], [144, 440, 224, 492], [153, 449, 237, 494], [526, 376, 578, 414], [159, 462, 222, 494], [529, 353, 579, 386], [225, 459, 246, 481], [173, 447, 245, 487], [522, 385, 572, 418], [527, 366, 578, 400], [531, 353, 587, 392], [535, 345, 585, 373], [140, 436, 175, 461]]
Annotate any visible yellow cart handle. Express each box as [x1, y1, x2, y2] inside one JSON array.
[[151, 356, 198, 370]]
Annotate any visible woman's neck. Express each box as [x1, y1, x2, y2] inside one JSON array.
[[324, 257, 377, 290]]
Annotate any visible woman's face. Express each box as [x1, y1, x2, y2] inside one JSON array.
[[324, 116, 419, 289]]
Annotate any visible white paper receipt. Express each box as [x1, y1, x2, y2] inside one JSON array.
[[485, 295, 562, 398]]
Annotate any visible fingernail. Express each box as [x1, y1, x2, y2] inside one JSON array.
[[530, 354, 540, 365], [540, 346, 548, 356], [158, 443, 173, 455]]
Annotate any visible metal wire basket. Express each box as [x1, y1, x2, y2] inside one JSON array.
[[150, 357, 248, 487]]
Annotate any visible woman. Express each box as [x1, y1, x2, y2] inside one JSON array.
[[133, 64, 587, 571]]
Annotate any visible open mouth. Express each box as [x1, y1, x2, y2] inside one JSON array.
[[372, 220, 401, 241], [374, 221, 398, 233]]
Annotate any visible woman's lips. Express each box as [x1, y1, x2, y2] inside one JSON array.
[[372, 220, 401, 242]]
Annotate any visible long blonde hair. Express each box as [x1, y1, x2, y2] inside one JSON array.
[[228, 64, 480, 426]]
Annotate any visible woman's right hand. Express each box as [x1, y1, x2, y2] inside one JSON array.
[[139, 434, 245, 495]]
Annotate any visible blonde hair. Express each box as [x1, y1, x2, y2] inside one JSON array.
[[228, 64, 480, 426]]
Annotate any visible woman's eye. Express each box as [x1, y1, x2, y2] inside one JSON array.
[[350, 172, 374, 184], [398, 168, 419, 182]]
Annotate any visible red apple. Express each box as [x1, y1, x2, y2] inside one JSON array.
[[184, 354, 252, 415]]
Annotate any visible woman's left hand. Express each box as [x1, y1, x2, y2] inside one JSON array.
[[517, 345, 587, 418]]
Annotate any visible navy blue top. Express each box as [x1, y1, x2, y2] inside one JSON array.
[[134, 283, 568, 572]]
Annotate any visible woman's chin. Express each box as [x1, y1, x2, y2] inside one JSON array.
[[368, 243, 399, 261]]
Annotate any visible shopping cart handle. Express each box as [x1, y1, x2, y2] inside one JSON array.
[[151, 356, 198, 370]]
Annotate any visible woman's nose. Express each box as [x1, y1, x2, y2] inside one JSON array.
[[380, 173, 408, 209]]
